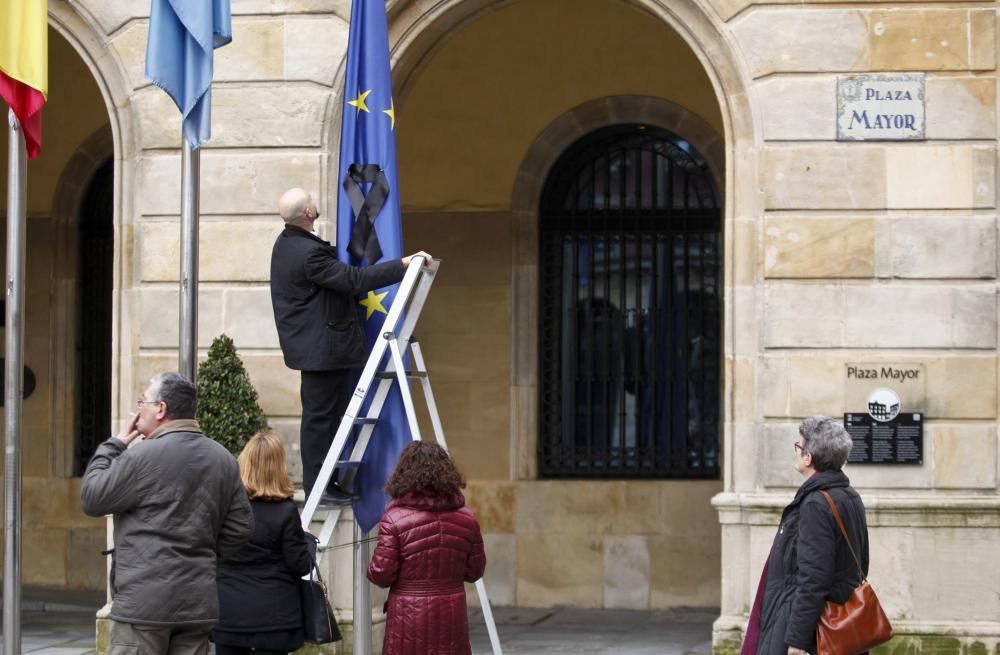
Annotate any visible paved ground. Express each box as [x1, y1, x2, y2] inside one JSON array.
[[470, 607, 716, 655], [1, 605, 716, 654]]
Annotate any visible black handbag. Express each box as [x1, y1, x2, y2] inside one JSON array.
[[301, 533, 342, 645]]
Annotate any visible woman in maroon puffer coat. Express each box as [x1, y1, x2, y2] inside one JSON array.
[[367, 441, 487, 655]]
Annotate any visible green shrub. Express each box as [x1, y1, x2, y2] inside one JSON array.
[[197, 334, 269, 456]]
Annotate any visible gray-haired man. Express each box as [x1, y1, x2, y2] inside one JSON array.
[[81, 372, 253, 655]]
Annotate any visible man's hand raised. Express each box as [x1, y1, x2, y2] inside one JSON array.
[[401, 251, 432, 267], [115, 412, 143, 447]]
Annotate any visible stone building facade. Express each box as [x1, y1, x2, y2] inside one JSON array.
[[0, 0, 997, 652]]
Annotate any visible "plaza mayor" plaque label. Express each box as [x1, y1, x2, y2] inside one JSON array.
[[837, 74, 925, 141]]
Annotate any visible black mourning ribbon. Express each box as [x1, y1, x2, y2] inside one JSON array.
[[343, 164, 388, 265]]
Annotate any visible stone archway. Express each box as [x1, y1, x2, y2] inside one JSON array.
[[509, 95, 725, 479]]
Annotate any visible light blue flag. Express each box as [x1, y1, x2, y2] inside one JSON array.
[[336, 0, 409, 533], [145, 0, 232, 148]]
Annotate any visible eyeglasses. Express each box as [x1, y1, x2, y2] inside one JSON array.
[[793, 442, 806, 454], [136, 399, 162, 408]]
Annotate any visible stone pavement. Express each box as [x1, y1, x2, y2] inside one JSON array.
[[1, 605, 716, 655]]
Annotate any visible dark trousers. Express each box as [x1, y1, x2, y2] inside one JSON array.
[[300, 369, 351, 496]]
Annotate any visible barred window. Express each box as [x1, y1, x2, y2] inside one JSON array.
[[538, 124, 721, 479]]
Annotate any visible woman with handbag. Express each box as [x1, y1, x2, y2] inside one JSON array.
[[368, 441, 487, 655], [742, 416, 882, 655], [212, 430, 313, 655]]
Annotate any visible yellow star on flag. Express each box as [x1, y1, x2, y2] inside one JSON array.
[[348, 89, 372, 114], [383, 98, 396, 130], [359, 289, 389, 320]]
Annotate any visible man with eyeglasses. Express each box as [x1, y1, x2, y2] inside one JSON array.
[[81, 372, 253, 655]]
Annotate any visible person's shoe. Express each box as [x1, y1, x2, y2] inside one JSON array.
[[317, 483, 359, 508]]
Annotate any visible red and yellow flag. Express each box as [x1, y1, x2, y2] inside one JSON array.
[[0, 0, 48, 159]]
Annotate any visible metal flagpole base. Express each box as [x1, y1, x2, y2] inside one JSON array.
[[353, 520, 371, 655]]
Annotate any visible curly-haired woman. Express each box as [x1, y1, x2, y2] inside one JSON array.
[[367, 441, 486, 655]]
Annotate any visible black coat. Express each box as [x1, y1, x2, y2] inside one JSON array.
[[270, 226, 405, 371], [214, 499, 312, 635], [757, 470, 870, 655]]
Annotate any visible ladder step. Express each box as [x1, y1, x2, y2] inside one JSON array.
[[336, 461, 361, 469], [375, 371, 428, 379], [353, 417, 379, 425]]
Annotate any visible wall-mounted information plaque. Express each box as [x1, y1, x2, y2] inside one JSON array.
[[844, 412, 923, 465]]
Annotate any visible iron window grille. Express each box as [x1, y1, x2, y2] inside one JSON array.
[[538, 124, 721, 479]]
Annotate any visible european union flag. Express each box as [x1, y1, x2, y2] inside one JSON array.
[[336, 0, 408, 533], [145, 0, 232, 148]]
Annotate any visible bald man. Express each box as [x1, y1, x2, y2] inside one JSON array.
[[270, 188, 429, 503]]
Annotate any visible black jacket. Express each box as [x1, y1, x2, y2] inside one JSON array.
[[214, 499, 312, 634], [757, 470, 870, 655], [270, 226, 405, 371]]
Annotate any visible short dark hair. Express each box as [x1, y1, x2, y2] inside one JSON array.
[[385, 441, 465, 499], [150, 372, 197, 420]]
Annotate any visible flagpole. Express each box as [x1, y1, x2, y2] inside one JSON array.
[[4, 107, 28, 655], [179, 141, 199, 380]]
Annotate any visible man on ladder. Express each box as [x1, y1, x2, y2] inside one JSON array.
[[269, 185, 430, 505]]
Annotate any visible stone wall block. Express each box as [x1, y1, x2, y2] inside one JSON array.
[[211, 86, 328, 147], [223, 287, 281, 349], [926, 77, 996, 140], [465, 482, 516, 533], [137, 220, 278, 282], [215, 21, 284, 81], [110, 24, 151, 92], [604, 536, 650, 610], [137, 154, 321, 216], [761, 357, 845, 418], [842, 286, 995, 348], [760, 422, 801, 487], [924, 357, 997, 419], [912, 528, 1000, 620], [68, 527, 108, 591], [79, 0, 148, 34], [732, 10, 869, 78], [284, 18, 348, 85], [890, 218, 996, 279], [649, 535, 721, 608], [23, 528, 68, 587], [764, 218, 874, 278], [764, 148, 886, 210], [231, 0, 349, 17], [886, 146, 994, 209], [479, 533, 516, 607], [951, 286, 998, 347], [268, 418, 303, 484], [970, 9, 998, 70], [516, 534, 603, 608], [755, 77, 835, 141], [763, 284, 843, 347], [932, 424, 998, 489], [869, 10, 970, 71], [242, 355, 301, 417], [866, 528, 915, 618], [137, 285, 223, 348], [515, 482, 623, 535]]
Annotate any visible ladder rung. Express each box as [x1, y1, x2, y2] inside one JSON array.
[[375, 371, 427, 379], [353, 417, 379, 425], [335, 461, 361, 469]]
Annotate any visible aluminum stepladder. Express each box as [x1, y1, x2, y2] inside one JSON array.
[[300, 256, 503, 655]]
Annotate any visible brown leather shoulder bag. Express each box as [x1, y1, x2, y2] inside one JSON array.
[[815, 490, 893, 655]]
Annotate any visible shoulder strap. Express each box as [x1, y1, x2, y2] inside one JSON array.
[[818, 490, 866, 581]]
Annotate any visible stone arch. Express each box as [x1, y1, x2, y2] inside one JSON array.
[[47, 1, 137, 445], [325, 0, 760, 487], [50, 126, 114, 475], [510, 96, 726, 479]]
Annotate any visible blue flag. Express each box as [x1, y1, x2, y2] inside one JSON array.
[[145, 0, 231, 148], [336, 0, 409, 533]]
